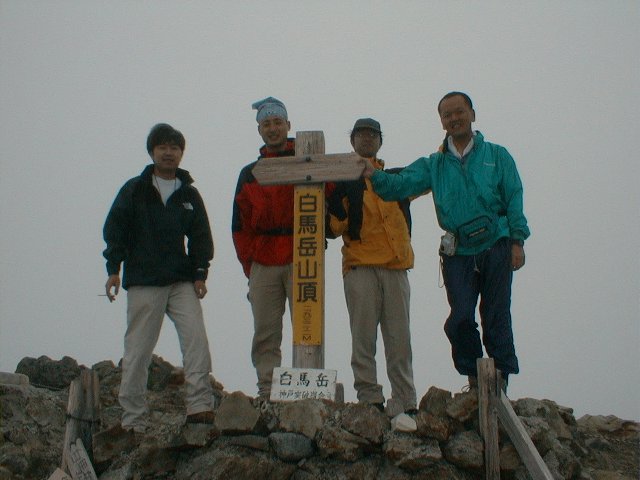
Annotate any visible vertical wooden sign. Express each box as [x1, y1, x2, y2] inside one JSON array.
[[292, 131, 325, 368]]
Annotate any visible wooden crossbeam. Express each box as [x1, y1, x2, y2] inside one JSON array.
[[252, 152, 363, 185]]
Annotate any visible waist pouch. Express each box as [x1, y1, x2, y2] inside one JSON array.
[[456, 215, 497, 248]]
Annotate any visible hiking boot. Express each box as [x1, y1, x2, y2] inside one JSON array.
[[185, 410, 216, 424]]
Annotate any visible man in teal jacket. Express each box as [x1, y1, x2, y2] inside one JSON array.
[[363, 92, 530, 390]]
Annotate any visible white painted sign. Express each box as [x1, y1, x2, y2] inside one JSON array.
[[48, 468, 72, 480], [66, 438, 98, 480], [270, 367, 337, 402]]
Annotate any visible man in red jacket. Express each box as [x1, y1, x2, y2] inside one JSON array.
[[232, 97, 296, 400]]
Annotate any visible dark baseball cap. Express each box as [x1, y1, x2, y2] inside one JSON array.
[[352, 118, 381, 133]]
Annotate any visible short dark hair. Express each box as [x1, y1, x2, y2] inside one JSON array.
[[437, 91, 473, 113], [146, 123, 185, 154]]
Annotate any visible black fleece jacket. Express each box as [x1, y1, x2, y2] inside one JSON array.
[[103, 165, 213, 290]]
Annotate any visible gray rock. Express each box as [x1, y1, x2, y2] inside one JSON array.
[[443, 430, 484, 470], [499, 442, 522, 472], [315, 424, 370, 461], [16, 355, 82, 390], [0, 372, 29, 386], [278, 399, 330, 439], [174, 448, 296, 480], [215, 391, 259, 434], [415, 410, 453, 441], [229, 434, 270, 451], [520, 416, 558, 456], [269, 432, 315, 462], [92, 424, 137, 464], [180, 422, 219, 447], [419, 386, 452, 417], [96, 463, 132, 480], [145, 354, 176, 391], [578, 414, 640, 439], [544, 440, 581, 479], [513, 397, 573, 439], [445, 391, 478, 423], [0, 383, 66, 479], [297, 456, 383, 480], [340, 403, 388, 444], [383, 432, 442, 471]]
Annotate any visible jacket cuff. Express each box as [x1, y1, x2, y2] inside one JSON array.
[[106, 263, 120, 276], [195, 268, 208, 281]]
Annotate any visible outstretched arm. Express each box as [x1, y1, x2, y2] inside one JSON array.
[[367, 156, 433, 201]]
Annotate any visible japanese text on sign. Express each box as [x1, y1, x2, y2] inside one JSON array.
[[270, 367, 337, 402], [292, 186, 324, 345]]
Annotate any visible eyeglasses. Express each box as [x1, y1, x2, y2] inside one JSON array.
[[354, 130, 379, 139]]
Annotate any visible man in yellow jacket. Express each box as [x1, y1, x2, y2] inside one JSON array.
[[327, 118, 417, 415]]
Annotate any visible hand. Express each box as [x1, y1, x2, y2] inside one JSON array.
[[194, 280, 207, 299], [105, 274, 120, 302], [511, 244, 525, 271], [360, 156, 376, 178]]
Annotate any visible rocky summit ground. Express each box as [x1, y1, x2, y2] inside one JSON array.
[[1, 355, 638, 480]]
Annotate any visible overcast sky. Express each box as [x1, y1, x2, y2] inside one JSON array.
[[1, 1, 638, 421]]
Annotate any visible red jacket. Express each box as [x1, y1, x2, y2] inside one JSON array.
[[232, 140, 296, 278]]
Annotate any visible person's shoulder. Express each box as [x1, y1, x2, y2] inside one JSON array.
[[475, 132, 506, 150], [122, 165, 153, 186], [237, 161, 258, 182], [119, 173, 145, 193], [480, 138, 512, 161]]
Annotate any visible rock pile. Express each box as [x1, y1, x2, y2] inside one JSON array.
[[1, 356, 638, 479]]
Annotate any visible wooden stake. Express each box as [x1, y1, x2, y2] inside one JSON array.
[[495, 392, 554, 480], [478, 358, 500, 479], [61, 369, 100, 473]]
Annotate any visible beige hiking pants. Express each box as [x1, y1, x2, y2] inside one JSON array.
[[248, 262, 293, 398], [119, 282, 213, 428], [344, 267, 417, 411]]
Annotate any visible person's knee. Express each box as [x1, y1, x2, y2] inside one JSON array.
[[444, 311, 473, 338]]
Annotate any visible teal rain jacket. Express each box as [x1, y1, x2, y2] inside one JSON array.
[[370, 132, 530, 255]]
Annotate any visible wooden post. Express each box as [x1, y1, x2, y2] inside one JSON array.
[[292, 131, 325, 368], [61, 369, 100, 473], [477, 358, 555, 480], [252, 131, 363, 370], [495, 392, 554, 480], [65, 438, 98, 480], [477, 358, 500, 479]]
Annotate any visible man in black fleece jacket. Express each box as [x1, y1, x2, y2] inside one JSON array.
[[103, 123, 215, 431]]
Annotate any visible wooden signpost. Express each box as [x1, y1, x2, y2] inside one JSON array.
[[477, 358, 554, 480], [253, 131, 363, 369], [61, 370, 99, 475]]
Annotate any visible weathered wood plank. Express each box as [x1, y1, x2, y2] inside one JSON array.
[[253, 152, 363, 185], [48, 468, 72, 480], [66, 438, 98, 480], [477, 358, 500, 479], [61, 370, 99, 472], [496, 391, 554, 480]]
